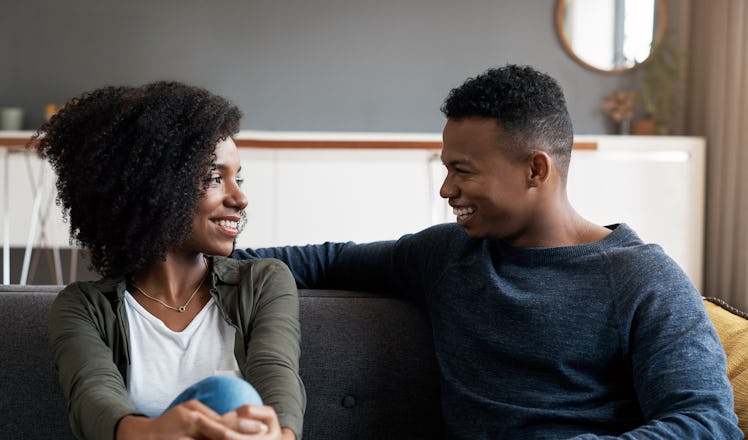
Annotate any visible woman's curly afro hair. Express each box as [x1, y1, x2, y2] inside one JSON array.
[[441, 64, 574, 177], [33, 81, 242, 278]]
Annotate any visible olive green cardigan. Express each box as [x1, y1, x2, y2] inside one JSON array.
[[49, 256, 305, 439]]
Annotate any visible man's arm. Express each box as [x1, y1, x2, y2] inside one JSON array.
[[235, 224, 463, 303], [233, 240, 401, 293], [234, 242, 351, 289], [592, 247, 742, 439]]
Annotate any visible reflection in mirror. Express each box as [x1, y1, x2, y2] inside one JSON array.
[[556, 0, 667, 73]]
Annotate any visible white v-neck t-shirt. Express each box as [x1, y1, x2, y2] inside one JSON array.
[[124, 291, 241, 417]]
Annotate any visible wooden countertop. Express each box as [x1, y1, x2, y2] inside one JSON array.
[[0, 130, 597, 150]]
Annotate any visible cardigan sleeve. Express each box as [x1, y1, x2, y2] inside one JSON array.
[[49, 282, 137, 440], [240, 259, 306, 438]]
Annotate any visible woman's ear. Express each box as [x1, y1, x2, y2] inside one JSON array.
[[527, 151, 552, 187]]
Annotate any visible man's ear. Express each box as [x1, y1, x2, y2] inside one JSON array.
[[527, 151, 552, 187]]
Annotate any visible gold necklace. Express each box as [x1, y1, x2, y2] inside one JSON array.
[[131, 258, 208, 313]]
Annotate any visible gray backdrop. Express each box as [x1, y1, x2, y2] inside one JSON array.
[[1, 0, 685, 134]]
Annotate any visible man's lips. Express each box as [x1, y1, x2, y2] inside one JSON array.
[[452, 207, 476, 217], [451, 206, 476, 226]]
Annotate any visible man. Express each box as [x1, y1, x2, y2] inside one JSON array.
[[237, 65, 741, 438]]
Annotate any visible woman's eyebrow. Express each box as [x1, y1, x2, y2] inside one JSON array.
[[211, 163, 242, 172]]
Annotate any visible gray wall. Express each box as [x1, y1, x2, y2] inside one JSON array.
[[1, 0, 685, 134]]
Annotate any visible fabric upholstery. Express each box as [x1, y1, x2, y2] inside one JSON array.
[[0, 288, 71, 439], [0, 286, 443, 440], [5, 285, 745, 439], [705, 297, 748, 435]]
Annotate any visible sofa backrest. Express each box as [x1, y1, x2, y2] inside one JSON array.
[[0, 287, 71, 439], [296, 290, 443, 439], [0, 285, 444, 440]]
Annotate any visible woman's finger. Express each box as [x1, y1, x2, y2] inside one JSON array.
[[235, 405, 281, 435], [221, 409, 268, 434], [180, 399, 222, 420]]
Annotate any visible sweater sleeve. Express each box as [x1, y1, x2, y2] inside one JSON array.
[[581, 246, 742, 439], [234, 224, 460, 301], [49, 282, 137, 440], [242, 260, 306, 438], [234, 239, 407, 293], [233, 242, 358, 289]]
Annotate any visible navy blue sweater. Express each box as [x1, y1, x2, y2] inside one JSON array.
[[236, 223, 741, 439]]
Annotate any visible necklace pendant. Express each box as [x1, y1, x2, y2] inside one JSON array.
[[177, 305, 186, 313]]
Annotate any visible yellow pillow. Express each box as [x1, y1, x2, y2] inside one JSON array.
[[704, 297, 748, 434]]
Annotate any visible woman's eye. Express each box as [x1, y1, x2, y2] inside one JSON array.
[[206, 176, 222, 185], [236, 177, 245, 187]]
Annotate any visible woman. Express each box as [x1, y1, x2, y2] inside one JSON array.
[[35, 82, 304, 440]]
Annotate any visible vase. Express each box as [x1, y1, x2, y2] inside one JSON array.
[[619, 119, 632, 135], [632, 118, 657, 135]]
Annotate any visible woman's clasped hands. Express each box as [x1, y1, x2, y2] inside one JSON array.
[[117, 400, 295, 440]]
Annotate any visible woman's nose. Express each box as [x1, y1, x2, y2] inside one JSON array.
[[227, 182, 248, 210]]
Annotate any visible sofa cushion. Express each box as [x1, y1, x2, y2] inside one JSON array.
[[0, 286, 443, 440], [0, 287, 71, 439], [704, 297, 748, 434], [297, 290, 443, 439]]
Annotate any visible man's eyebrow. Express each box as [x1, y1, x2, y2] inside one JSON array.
[[441, 157, 472, 167]]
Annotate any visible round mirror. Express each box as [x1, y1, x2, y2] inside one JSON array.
[[556, 0, 668, 73]]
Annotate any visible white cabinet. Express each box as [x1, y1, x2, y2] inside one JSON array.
[[567, 135, 705, 290], [237, 148, 443, 248], [238, 135, 705, 291], [1, 133, 705, 290]]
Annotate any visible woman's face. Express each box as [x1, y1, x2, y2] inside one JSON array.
[[185, 137, 248, 256]]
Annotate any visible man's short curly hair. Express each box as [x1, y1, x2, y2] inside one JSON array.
[[441, 64, 574, 178], [33, 81, 242, 277]]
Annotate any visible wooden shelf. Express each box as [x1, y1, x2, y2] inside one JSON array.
[[0, 130, 597, 150]]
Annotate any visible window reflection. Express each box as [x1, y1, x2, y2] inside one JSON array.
[[561, 0, 657, 71]]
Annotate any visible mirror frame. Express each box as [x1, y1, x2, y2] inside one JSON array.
[[555, 0, 668, 74]]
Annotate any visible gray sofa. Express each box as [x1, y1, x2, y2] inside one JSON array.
[[0, 285, 444, 440]]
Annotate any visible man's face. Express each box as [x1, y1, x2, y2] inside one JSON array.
[[440, 117, 535, 242]]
